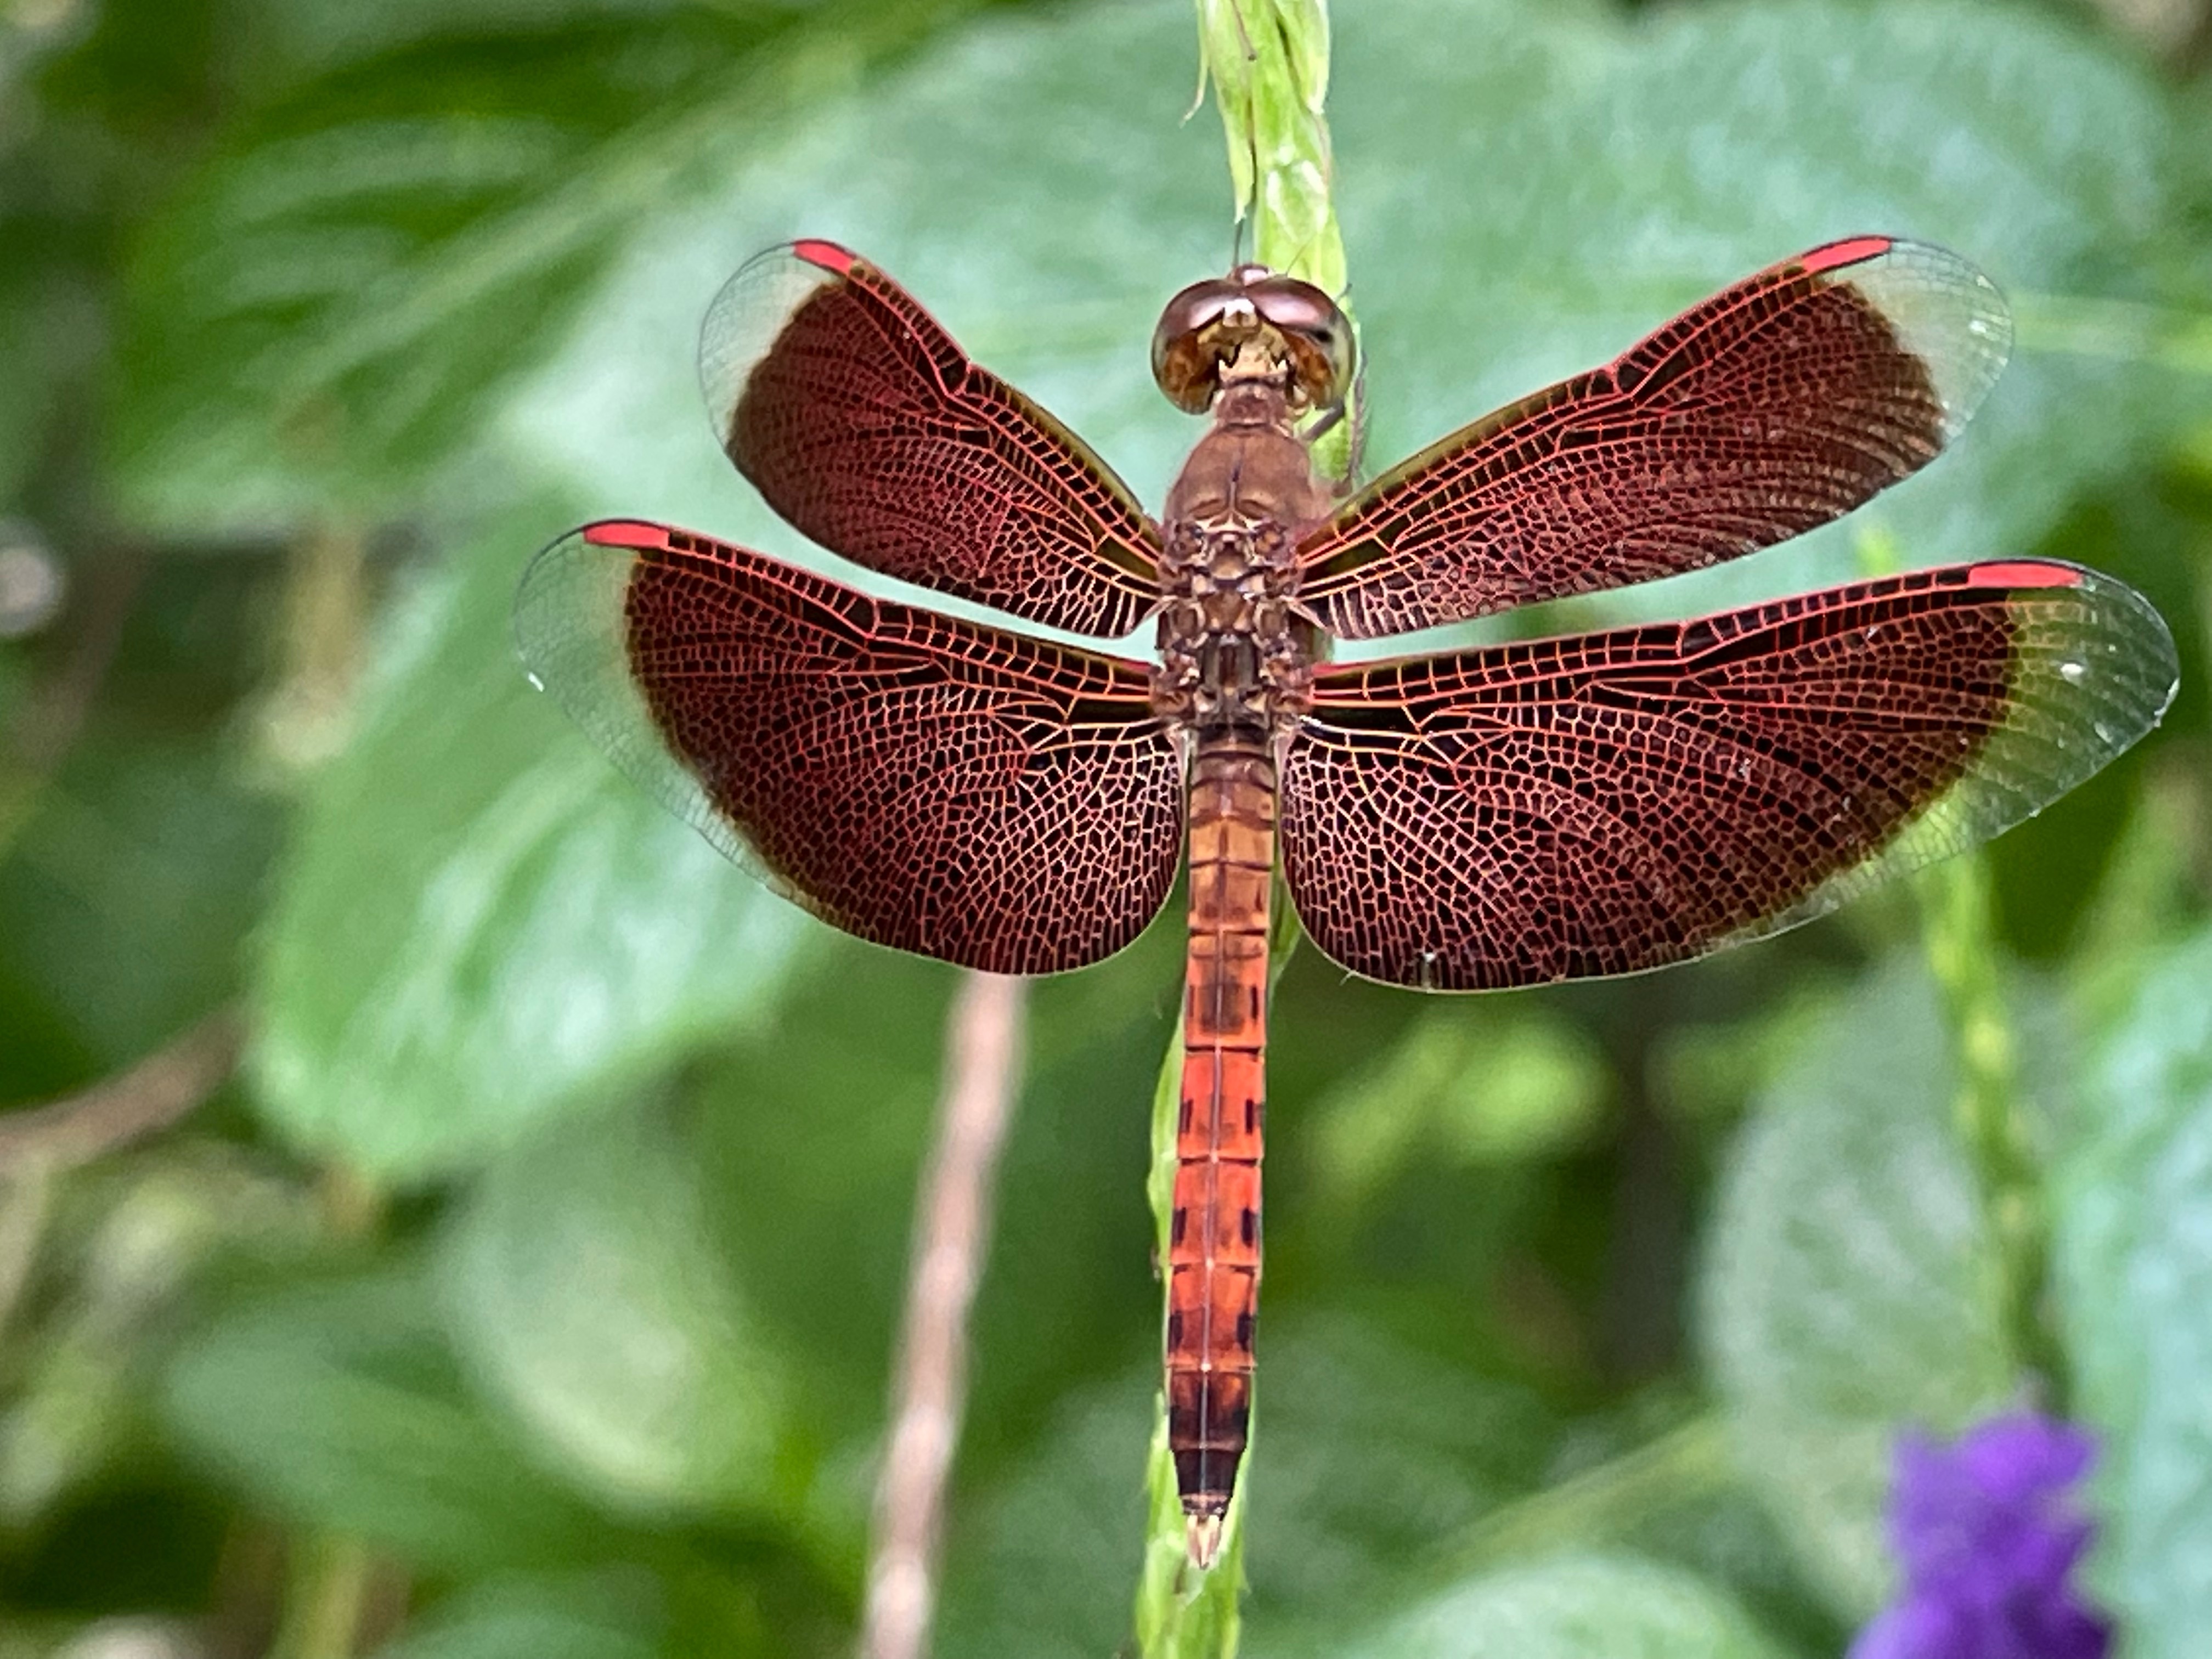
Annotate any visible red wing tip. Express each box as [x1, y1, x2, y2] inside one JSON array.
[[791, 238, 858, 274], [1967, 560, 2082, 590], [581, 519, 674, 551], [1799, 235, 1895, 274]]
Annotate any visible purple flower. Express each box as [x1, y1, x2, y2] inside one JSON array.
[[1849, 1413, 2113, 1659]]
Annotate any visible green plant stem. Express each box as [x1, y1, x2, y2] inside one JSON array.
[[264, 1169, 388, 1659], [1855, 526, 2059, 1400], [1137, 892, 1300, 1656], [1137, 9, 1346, 1650], [1193, 0, 1357, 482], [269, 1526, 375, 1659], [1917, 855, 2065, 1401], [1138, 1012, 1246, 1656], [1195, 0, 1342, 292], [2013, 290, 2212, 374]]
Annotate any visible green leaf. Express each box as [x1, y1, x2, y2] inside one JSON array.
[[112, 14, 760, 528], [112, 4, 990, 532], [0, 258, 80, 512], [1239, 1318, 1559, 1633], [0, 630, 283, 1066], [1695, 956, 2015, 1617], [441, 1094, 795, 1520], [934, 1324, 1561, 1658], [0, 1152, 311, 1527], [1335, 0, 2206, 628], [1308, 1005, 1609, 1214], [2052, 929, 2212, 1659], [933, 1370, 1156, 1659], [368, 1573, 664, 1659], [251, 519, 813, 1182], [1338, 1554, 1790, 1659], [1440, 1414, 1848, 1657], [241, 0, 718, 88], [683, 918, 1184, 1458], [161, 1267, 637, 1572]]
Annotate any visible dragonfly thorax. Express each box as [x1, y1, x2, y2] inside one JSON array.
[[1152, 411, 1326, 739]]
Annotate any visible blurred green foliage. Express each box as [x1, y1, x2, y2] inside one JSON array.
[[1, 0, 2208, 1655]]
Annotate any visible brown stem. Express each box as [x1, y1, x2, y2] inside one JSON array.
[[857, 970, 1028, 1659], [267, 1170, 393, 1659], [0, 549, 143, 862], [262, 522, 368, 771], [0, 1010, 244, 1342], [2086, 0, 2210, 62], [0, 1007, 245, 1175]]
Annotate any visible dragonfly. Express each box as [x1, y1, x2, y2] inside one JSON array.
[[516, 234, 2176, 1565]]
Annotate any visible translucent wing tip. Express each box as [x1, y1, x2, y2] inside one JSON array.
[[1804, 234, 2013, 441], [514, 523, 647, 742], [515, 520, 665, 682], [514, 522, 772, 881], [2013, 559, 2182, 751], [697, 242, 855, 456], [1837, 558, 2177, 903]]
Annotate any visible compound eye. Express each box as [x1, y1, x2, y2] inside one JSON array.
[[1247, 276, 1355, 409], [1150, 278, 1255, 413]]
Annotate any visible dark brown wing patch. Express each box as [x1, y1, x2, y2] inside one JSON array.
[[516, 520, 1183, 974], [701, 241, 1161, 639], [1296, 238, 2010, 639], [1280, 562, 2174, 988]]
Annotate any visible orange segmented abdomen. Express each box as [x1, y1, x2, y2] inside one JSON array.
[[1167, 732, 1276, 1566]]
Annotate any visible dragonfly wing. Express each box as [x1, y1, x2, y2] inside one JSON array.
[[517, 520, 1184, 975], [699, 240, 1162, 639], [1280, 562, 2175, 989], [1297, 238, 2011, 639]]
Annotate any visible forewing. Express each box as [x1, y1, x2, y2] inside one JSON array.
[[1281, 562, 2175, 989], [698, 240, 1162, 639], [516, 520, 1183, 974], [1297, 238, 2011, 639]]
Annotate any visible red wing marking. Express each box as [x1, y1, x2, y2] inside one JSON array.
[[1280, 562, 2175, 989], [790, 238, 855, 273], [1295, 238, 2012, 639], [698, 244, 1162, 639], [1801, 235, 1895, 273], [580, 518, 665, 550], [1970, 560, 2080, 589], [517, 520, 1183, 974]]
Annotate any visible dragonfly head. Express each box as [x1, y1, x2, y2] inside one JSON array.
[[1152, 266, 1354, 419]]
